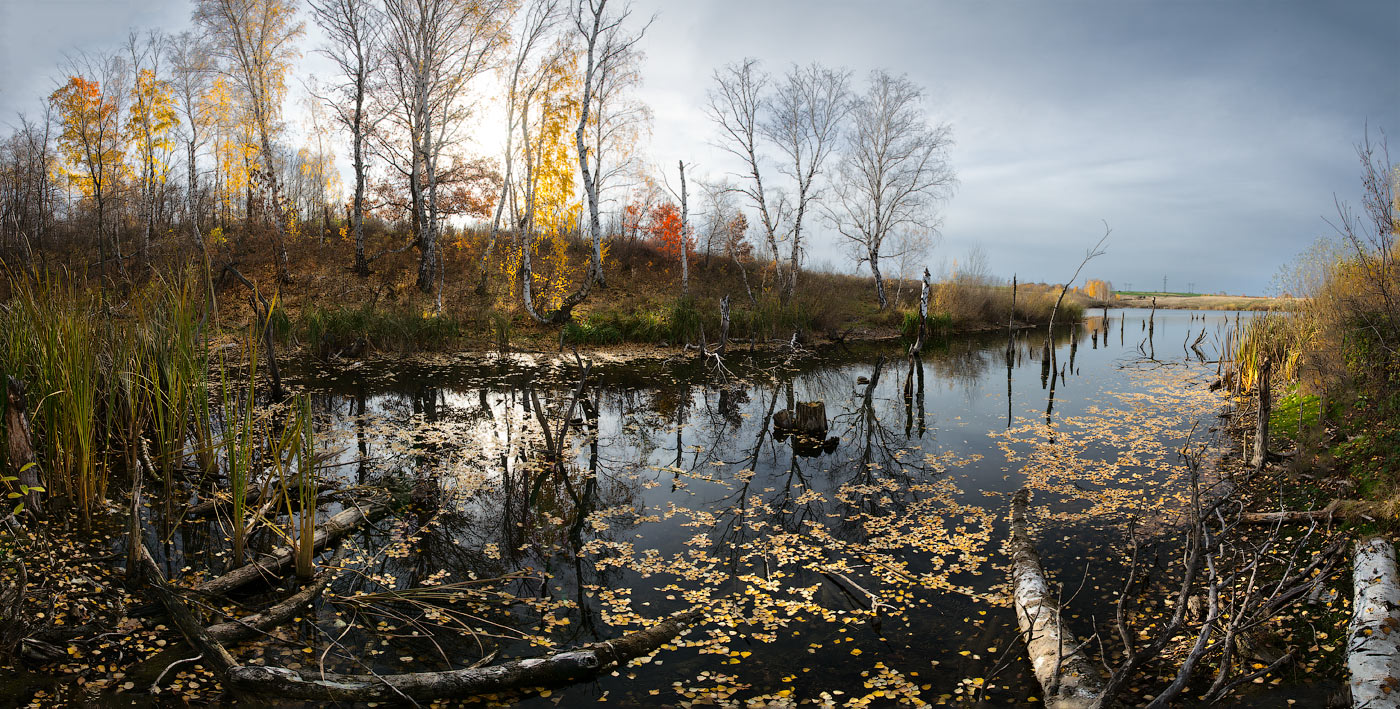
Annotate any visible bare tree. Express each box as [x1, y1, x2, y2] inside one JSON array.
[[380, 0, 512, 298], [887, 228, 934, 308], [678, 159, 689, 294], [697, 177, 741, 266], [0, 109, 57, 264], [708, 59, 849, 304], [828, 70, 955, 310], [194, 0, 305, 282], [764, 63, 850, 301], [167, 31, 214, 260], [707, 59, 785, 292], [583, 9, 649, 238], [308, 0, 384, 276]]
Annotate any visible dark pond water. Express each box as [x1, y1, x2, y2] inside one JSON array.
[[138, 308, 1249, 706]]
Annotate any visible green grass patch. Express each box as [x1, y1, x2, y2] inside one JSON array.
[[900, 310, 953, 339], [1270, 387, 1321, 442], [295, 303, 462, 353]]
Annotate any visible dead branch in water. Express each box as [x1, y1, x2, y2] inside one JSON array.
[[225, 602, 717, 701], [193, 493, 388, 598]]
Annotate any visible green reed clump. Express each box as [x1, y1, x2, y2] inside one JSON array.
[[900, 310, 953, 339], [219, 334, 259, 567], [272, 394, 319, 581], [562, 318, 624, 346], [1235, 312, 1309, 393], [0, 269, 211, 523]]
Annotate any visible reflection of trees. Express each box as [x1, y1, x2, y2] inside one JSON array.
[[825, 357, 924, 534], [307, 377, 646, 657]]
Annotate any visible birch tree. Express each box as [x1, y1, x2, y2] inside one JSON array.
[[475, 0, 562, 295], [829, 70, 954, 310], [545, 0, 647, 323], [706, 59, 785, 293], [708, 59, 849, 304], [167, 31, 214, 256], [308, 0, 383, 276], [194, 0, 305, 282], [380, 0, 513, 297], [764, 63, 849, 300]]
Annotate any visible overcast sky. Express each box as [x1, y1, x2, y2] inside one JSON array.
[[2, 0, 1396, 294]]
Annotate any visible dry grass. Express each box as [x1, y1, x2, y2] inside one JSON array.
[[1115, 293, 1295, 311]]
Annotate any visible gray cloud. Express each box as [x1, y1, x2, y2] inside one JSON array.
[[1, 0, 1394, 294], [630, 0, 1400, 294]]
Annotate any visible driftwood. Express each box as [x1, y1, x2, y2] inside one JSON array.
[[1009, 488, 1104, 708], [4, 376, 42, 515], [1347, 537, 1400, 708], [194, 495, 388, 598], [1239, 500, 1390, 525], [226, 604, 712, 701]]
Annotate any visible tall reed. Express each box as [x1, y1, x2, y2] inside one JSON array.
[[219, 332, 259, 568], [0, 269, 213, 524], [268, 393, 318, 580]]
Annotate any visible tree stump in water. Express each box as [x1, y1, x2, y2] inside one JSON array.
[[795, 402, 827, 435], [773, 402, 828, 436]]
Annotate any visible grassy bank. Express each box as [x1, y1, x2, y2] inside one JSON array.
[[1114, 293, 1294, 311], [205, 235, 1095, 355], [1225, 153, 1398, 512]]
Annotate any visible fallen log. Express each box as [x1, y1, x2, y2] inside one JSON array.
[[1240, 500, 1391, 525], [137, 544, 237, 677], [1347, 537, 1400, 709], [1009, 488, 1104, 709], [206, 548, 343, 644], [126, 546, 347, 687], [226, 603, 712, 702], [194, 495, 388, 598]]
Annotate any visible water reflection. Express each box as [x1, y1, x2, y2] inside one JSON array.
[[262, 308, 1245, 705]]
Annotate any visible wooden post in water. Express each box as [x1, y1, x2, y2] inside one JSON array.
[[1006, 274, 1017, 361], [910, 268, 931, 356], [717, 295, 730, 353], [1252, 357, 1272, 471]]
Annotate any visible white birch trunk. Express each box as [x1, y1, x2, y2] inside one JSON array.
[[1348, 536, 1400, 708], [1009, 488, 1104, 708]]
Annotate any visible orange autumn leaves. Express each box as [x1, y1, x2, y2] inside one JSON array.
[[50, 76, 126, 200], [624, 200, 695, 263]]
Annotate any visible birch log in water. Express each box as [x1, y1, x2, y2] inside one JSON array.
[[1009, 488, 1104, 708], [1348, 536, 1400, 708]]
